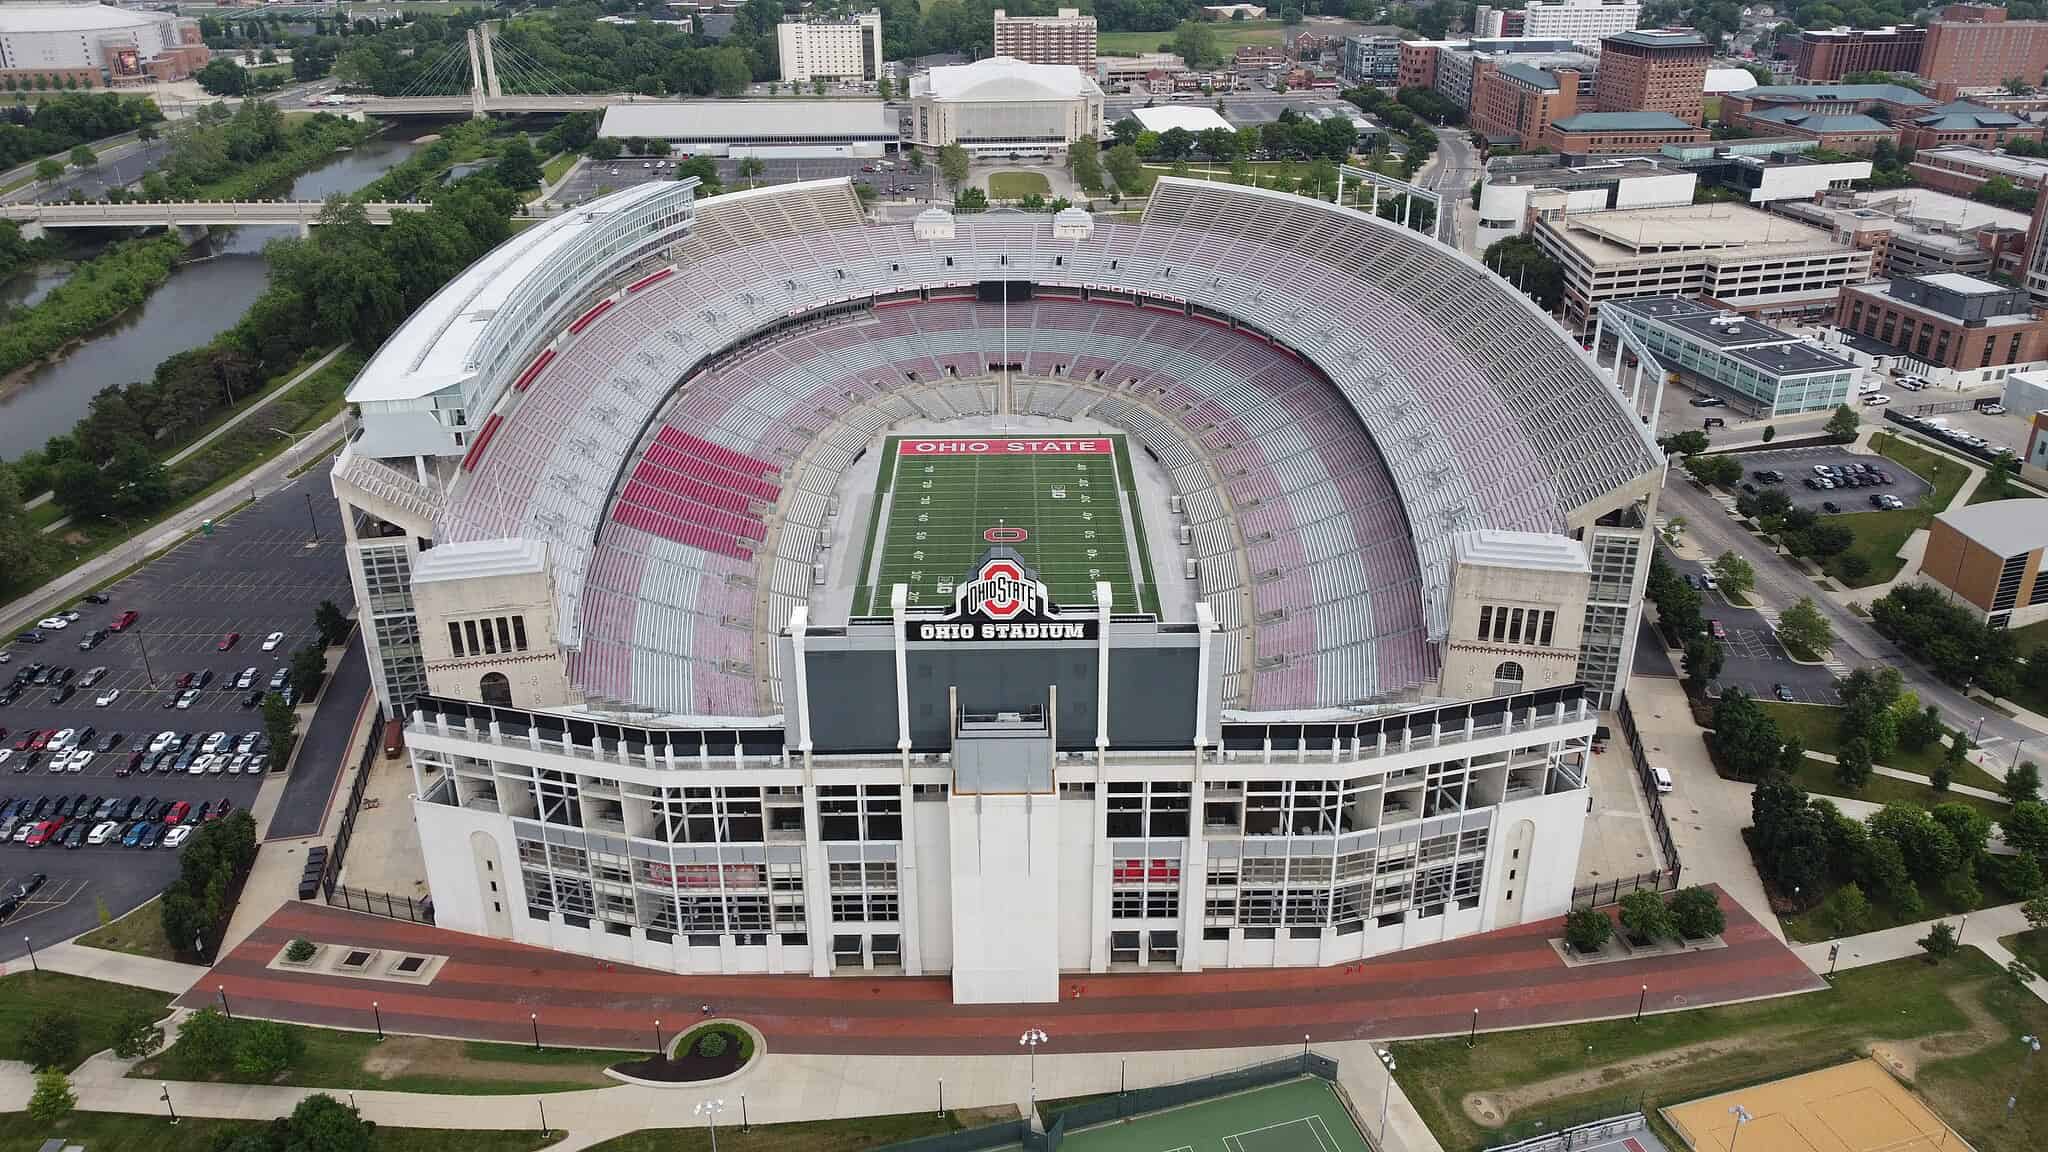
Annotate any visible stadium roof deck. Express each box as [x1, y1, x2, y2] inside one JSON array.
[[1936, 498, 2048, 556], [598, 102, 896, 140], [1605, 297, 1858, 377], [413, 178, 1660, 714], [1553, 203, 1841, 257]]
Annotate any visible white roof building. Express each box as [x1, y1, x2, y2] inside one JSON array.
[[1129, 106, 1233, 135], [1704, 67, 1759, 94], [908, 56, 1105, 152]]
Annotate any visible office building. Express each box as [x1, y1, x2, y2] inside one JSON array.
[[1534, 203, 1871, 334], [1098, 53, 1186, 94], [1469, 63, 1584, 148], [1924, 500, 2048, 629], [910, 56, 1105, 155], [1343, 33, 1403, 85], [1435, 40, 1590, 115], [1595, 29, 1709, 126], [1837, 273, 2048, 386], [1776, 187, 2029, 282], [1919, 4, 2048, 96], [993, 8, 1096, 70], [1780, 25, 1926, 83], [1909, 145, 2048, 198], [1602, 297, 1862, 415], [1474, 0, 1640, 47], [1539, 111, 1709, 157], [1476, 155, 1696, 250], [0, 1, 207, 87], [776, 9, 883, 84], [1665, 140, 1872, 205]]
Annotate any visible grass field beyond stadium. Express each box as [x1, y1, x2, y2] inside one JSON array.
[[857, 435, 1155, 616], [1055, 1078, 1373, 1152]]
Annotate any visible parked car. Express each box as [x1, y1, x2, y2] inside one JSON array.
[[1688, 395, 1726, 407], [35, 617, 69, 631], [1863, 393, 1892, 406], [261, 631, 285, 651], [94, 689, 119, 708], [108, 610, 138, 632], [217, 632, 240, 652], [121, 822, 148, 847], [1709, 619, 1727, 640], [163, 825, 192, 849], [87, 820, 119, 845], [1823, 501, 1842, 513], [1650, 766, 1674, 793], [1774, 683, 1795, 701], [174, 689, 200, 710], [76, 629, 107, 651]]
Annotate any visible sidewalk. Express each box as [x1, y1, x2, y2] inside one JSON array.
[[1800, 749, 2008, 803], [1788, 900, 2047, 1006], [28, 941, 204, 997], [0, 412, 347, 635]]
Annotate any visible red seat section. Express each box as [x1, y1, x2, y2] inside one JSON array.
[[460, 413, 503, 473], [655, 425, 781, 481]]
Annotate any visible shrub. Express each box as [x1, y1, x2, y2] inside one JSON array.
[[234, 1020, 304, 1081], [695, 1028, 729, 1059], [1919, 920, 1959, 962], [1563, 907, 1611, 953], [1824, 882, 1869, 934], [1618, 888, 1675, 943], [28, 1068, 74, 1123], [176, 1007, 239, 1073], [1669, 886, 1726, 939], [111, 1007, 164, 1060], [285, 937, 317, 963], [22, 1010, 80, 1071]]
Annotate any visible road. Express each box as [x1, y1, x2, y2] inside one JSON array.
[[1419, 126, 1477, 253], [1658, 475, 2038, 750]]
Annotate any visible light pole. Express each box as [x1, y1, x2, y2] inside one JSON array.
[[531, 1012, 540, 1052], [22, 936, 36, 971], [1976, 715, 1987, 742], [161, 1082, 178, 1125], [654, 1018, 664, 1060], [937, 1075, 945, 1117], [1468, 1008, 1478, 1048], [1636, 985, 1647, 1023], [1377, 1048, 1398, 1147], [219, 984, 232, 1020], [372, 1001, 383, 1041], [1020, 1027, 1049, 1115], [134, 628, 156, 687], [1728, 1104, 1752, 1152], [695, 1098, 726, 1152]]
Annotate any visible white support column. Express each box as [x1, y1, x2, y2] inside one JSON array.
[[892, 584, 912, 754], [898, 743, 923, 976], [788, 606, 813, 755], [480, 21, 503, 99], [1095, 581, 1112, 753], [801, 750, 832, 977]]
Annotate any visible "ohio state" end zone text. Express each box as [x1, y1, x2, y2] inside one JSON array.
[[899, 438, 1113, 455]]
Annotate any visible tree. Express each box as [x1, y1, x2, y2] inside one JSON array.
[[177, 1007, 238, 1071], [1824, 882, 1869, 934], [111, 1007, 163, 1060], [1173, 20, 1219, 67], [1618, 888, 1675, 943], [492, 136, 542, 190], [22, 1011, 79, 1070], [1482, 234, 1565, 312], [290, 1093, 375, 1152], [1669, 886, 1726, 939], [2008, 760, 2043, 805], [1775, 598, 1834, 659], [937, 143, 969, 186], [1684, 635, 1724, 686], [1564, 906, 1611, 953], [262, 691, 298, 772], [67, 144, 95, 171], [2006, 801, 2048, 862], [34, 157, 63, 185], [952, 186, 988, 213], [196, 58, 250, 96], [314, 599, 350, 647], [1713, 551, 1754, 599], [587, 136, 621, 161], [1835, 737, 1873, 790], [28, 1069, 73, 1124], [1712, 688, 1785, 780], [1917, 921, 1959, 962], [1898, 705, 1944, 754], [289, 644, 326, 699], [1824, 404, 1859, 442], [235, 1020, 304, 1080], [905, 148, 925, 172]]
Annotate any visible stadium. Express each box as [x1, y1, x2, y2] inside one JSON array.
[[332, 175, 1664, 1003]]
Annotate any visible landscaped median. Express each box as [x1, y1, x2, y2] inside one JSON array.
[[1391, 948, 2048, 1151], [3, 1105, 560, 1152]]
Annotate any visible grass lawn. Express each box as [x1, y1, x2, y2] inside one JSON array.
[[1828, 432, 1971, 587], [75, 895, 177, 961], [583, 1113, 975, 1151], [0, 1112, 559, 1152], [0, 973, 171, 1072], [2005, 928, 2048, 973], [1098, 21, 1287, 56], [987, 169, 1052, 199], [1783, 755, 2007, 821], [1759, 701, 2001, 791], [540, 151, 575, 187], [136, 1022, 623, 1095], [1393, 949, 2048, 1152]]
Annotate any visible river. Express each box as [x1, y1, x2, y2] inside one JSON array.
[[0, 136, 422, 461]]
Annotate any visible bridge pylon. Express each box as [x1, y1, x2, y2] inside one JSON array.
[[464, 27, 488, 118]]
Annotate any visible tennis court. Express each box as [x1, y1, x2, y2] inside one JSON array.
[[1054, 1077, 1375, 1152]]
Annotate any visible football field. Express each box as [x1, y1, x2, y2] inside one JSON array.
[[856, 435, 1157, 617]]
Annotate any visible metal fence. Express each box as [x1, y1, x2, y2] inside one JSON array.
[[318, 707, 381, 902], [872, 1053, 1353, 1152], [1617, 694, 1683, 884], [328, 884, 436, 925], [1570, 870, 1678, 911], [1485, 1112, 1648, 1152]]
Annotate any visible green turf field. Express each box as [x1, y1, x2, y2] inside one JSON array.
[[856, 435, 1157, 616], [1055, 1078, 1374, 1152]]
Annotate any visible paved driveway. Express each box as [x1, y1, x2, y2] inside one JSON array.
[[1659, 547, 1842, 706]]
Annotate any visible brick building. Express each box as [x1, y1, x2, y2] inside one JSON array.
[[1836, 272, 2048, 377], [1470, 62, 1581, 148], [1595, 30, 1709, 126], [1539, 111, 1710, 156], [1899, 101, 2042, 152], [1923, 501, 2048, 629], [1779, 26, 1925, 83], [1906, 145, 2048, 198], [992, 8, 1096, 70], [1919, 5, 2048, 97]]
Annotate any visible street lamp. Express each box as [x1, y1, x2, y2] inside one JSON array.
[[1377, 1047, 1398, 1147], [1728, 1104, 1752, 1152], [654, 1018, 664, 1060], [530, 1012, 540, 1052], [372, 1001, 383, 1041], [1636, 984, 1647, 1024], [1020, 1027, 1050, 1114], [161, 1082, 178, 1125], [22, 936, 35, 972], [694, 1098, 727, 1152], [1976, 715, 1987, 742]]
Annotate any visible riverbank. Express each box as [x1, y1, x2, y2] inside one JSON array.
[[0, 233, 185, 380]]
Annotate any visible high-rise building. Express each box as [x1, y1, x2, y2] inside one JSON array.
[[1474, 0, 1641, 48], [1919, 4, 2048, 96], [776, 9, 883, 84], [1781, 25, 1925, 83], [993, 8, 1096, 70], [1595, 29, 1709, 127]]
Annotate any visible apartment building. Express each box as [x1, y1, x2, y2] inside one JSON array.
[[1594, 29, 1708, 126], [1534, 203, 1872, 335], [776, 9, 883, 83], [1779, 25, 1925, 83], [993, 8, 1096, 70], [1469, 63, 1582, 148], [1473, 0, 1641, 47], [1919, 4, 2048, 96]]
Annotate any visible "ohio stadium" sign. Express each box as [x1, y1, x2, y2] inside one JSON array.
[[905, 549, 1098, 642]]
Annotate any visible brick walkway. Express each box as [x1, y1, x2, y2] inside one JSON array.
[[187, 887, 1822, 1055]]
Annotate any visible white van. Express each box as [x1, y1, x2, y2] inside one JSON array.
[[1650, 766, 1674, 793]]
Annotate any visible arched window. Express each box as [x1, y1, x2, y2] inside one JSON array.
[[479, 672, 512, 707], [1492, 661, 1525, 697]]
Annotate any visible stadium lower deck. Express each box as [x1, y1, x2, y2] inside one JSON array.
[[549, 295, 1436, 718]]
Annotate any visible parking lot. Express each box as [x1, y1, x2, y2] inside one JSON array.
[[1659, 546, 1844, 706], [1731, 445, 1934, 516], [0, 474, 352, 961]]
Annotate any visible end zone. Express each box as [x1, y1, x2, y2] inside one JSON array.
[[899, 437, 1116, 456]]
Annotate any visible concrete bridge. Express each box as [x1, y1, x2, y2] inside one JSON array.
[[0, 199, 426, 238], [351, 94, 624, 118]]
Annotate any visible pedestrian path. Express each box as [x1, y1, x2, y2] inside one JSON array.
[[1789, 900, 2048, 1006], [25, 941, 205, 996], [1800, 749, 2007, 803]]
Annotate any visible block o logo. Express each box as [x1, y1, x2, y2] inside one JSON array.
[[965, 557, 1034, 621], [983, 527, 1029, 544]]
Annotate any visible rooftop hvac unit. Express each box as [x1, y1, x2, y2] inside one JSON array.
[[1170, 494, 1183, 513], [812, 562, 827, 586], [1179, 524, 1192, 545], [1184, 557, 1199, 581]]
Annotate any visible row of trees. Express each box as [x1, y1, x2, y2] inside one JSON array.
[[0, 91, 162, 172], [1871, 582, 2045, 701], [160, 810, 259, 961], [1111, 108, 1359, 165], [1562, 886, 1727, 952]]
